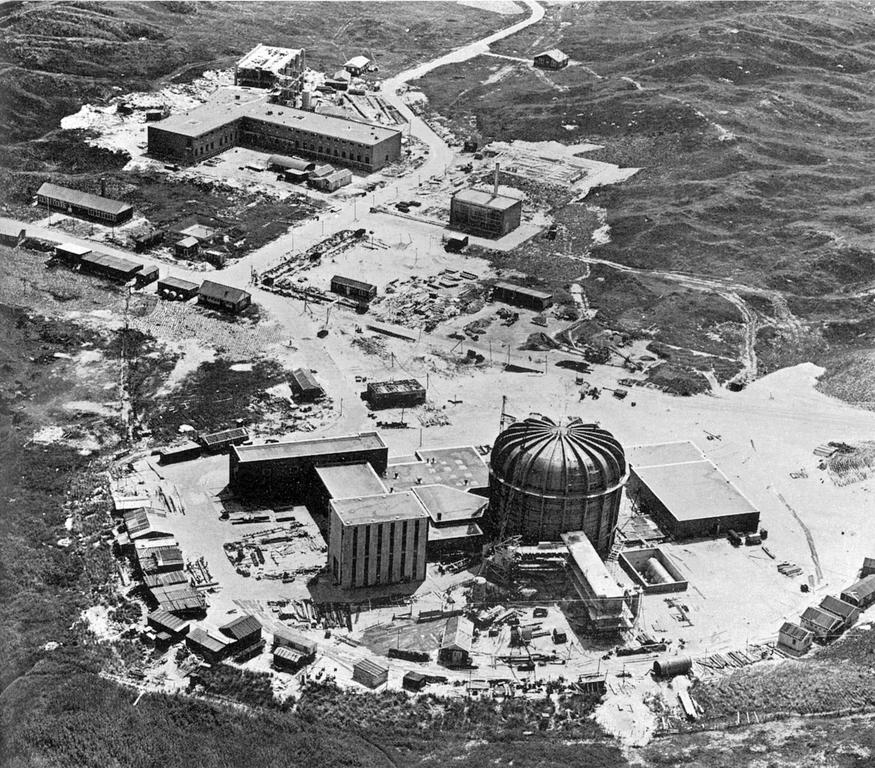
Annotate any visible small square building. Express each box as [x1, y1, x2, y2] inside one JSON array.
[[450, 188, 522, 238]]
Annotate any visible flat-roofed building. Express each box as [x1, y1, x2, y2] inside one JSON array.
[[561, 530, 632, 635], [235, 44, 304, 89], [328, 491, 428, 590], [331, 274, 377, 302], [450, 188, 522, 238], [80, 251, 143, 283], [147, 88, 402, 172], [365, 379, 426, 409], [199, 427, 249, 453], [412, 484, 486, 553], [54, 242, 91, 264], [492, 281, 553, 311], [627, 441, 760, 539], [777, 621, 813, 654], [230, 432, 388, 499], [36, 182, 133, 225], [314, 461, 387, 514], [174, 236, 199, 258], [387, 446, 490, 493]]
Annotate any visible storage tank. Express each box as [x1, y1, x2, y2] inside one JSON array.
[[652, 656, 693, 678], [489, 415, 628, 554], [645, 557, 673, 585]]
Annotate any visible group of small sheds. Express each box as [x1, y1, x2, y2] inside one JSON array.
[[783, 574, 875, 648], [186, 614, 264, 664]]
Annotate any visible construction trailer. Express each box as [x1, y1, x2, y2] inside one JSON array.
[[328, 491, 429, 589], [800, 606, 843, 642], [777, 621, 813, 654], [438, 615, 474, 667], [198, 280, 251, 314], [36, 182, 133, 225], [353, 657, 389, 689], [627, 441, 760, 539], [290, 367, 324, 401], [331, 274, 377, 302], [533, 49, 570, 70], [80, 251, 143, 283], [157, 276, 199, 301], [365, 379, 426, 409], [840, 574, 875, 609], [491, 281, 553, 311], [229, 431, 388, 499], [199, 427, 249, 453]]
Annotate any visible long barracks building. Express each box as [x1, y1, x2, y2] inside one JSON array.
[[147, 88, 402, 172]]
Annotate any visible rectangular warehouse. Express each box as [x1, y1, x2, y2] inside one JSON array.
[[229, 432, 388, 499], [328, 491, 428, 589], [80, 251, 144, 283], [492, 281, 553, 311], [157, 276, 199, 301], [148, 89, 402, 172], [290, 367, 324, 401], [365, 379, 426, 409], [331, 274, 377, 302], [627, 441, 760, 539], [36, 182, 133, 225], [450, 188, 522, 238]]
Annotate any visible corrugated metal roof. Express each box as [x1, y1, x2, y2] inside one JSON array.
[[81, 250, 142, 275], [274, 645, 305, 663], [272, 625, 317, 655], [842, 574, 875, 602], [290, 367, 323, 393], [801, 606, 842, 631], [188, 627, 228, 654], [778, 621, 811, 642], [269, 154, 315, 171], [148, 608, 188, 633], [200, 427, 248, 446], [441, 615, 474, 653], [820, 595, 858, 620], [354, 657, 388, 677], [37, 182, 132, 216], [199, 279, 251, 305], [158, 276, 199, 292], [220, 614, 261, 641], [143, 570, 189, 588]]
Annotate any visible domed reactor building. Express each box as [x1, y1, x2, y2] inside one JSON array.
[[489, 415, 628, 555]]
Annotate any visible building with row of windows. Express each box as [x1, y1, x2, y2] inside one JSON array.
[[147, 88, 402, 172]]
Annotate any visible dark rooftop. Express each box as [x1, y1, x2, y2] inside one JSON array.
[[199, 279, 251, 305], [220, 614, 262, 641]]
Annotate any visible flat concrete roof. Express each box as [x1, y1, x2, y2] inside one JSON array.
[[331, 490, 428, 526], [233, 432, 386, 464], [453, 188, 523, 212], [153, 87, 401, 146], [562, 531, 625, 600], [628, 440, 707, 468], [387, 446, 489, 492], [633, 456, 759, 523], [412, 484, 487, 524], [316, 462, 386, 500], [428, 521, 484, 542], [237, 44, 302, 72]]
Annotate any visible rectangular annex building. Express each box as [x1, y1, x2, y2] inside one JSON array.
[[365, 379, 426, 409], [492, 281, 553, 311], [36, 182, 133, 225], [80, 251, 143, 283], [230, 432, 388, 499], [328, 491, 428, 590], [450, 188, 522, 238], [147, 88, 402, 172], [627, 441, 760, 539], [158, 276, 200, 301], [331, 275, 377, 302], [198, 280, 251, 314]]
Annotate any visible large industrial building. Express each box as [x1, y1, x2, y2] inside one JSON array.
[[230, 432, 388, 499], [627, 441, 760, 539], [488, 416, 628, 554], [235, 44, 304, 89], [148, 88, 402, 171], [328, 491, 428, 589], [450, 187, 522, 238]]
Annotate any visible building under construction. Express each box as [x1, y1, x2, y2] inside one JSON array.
[[365, 379, 426, 409], [235, 44, 305, 90], [449, 165, 522, 238]]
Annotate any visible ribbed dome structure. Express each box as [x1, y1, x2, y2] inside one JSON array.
[[489, 415, 627, 553]]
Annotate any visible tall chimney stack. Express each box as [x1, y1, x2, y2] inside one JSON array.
[[493, 162, 500, 197], [100, 178, 107, 198]]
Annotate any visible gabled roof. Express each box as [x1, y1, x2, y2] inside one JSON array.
[[441, 615, 474, 653], [354, 657, 388, 676], [272, 625, 317, 655], [842, 574, 875, 602], [176, 236, 199, 249], [345, 55, 370, 69], [188, 627, 229, 654], [123, 508, 170, 540], [36, 182, 132, 216], [199, 280, 251, 305], [536, 48, 569, 63], [820, 595, 858, 621], [219, 614, 261, 641], [148, 609, 188, 634], [801, 606, 842, 631], [143, 570, 189, 588], [778, 621, 811, 642]]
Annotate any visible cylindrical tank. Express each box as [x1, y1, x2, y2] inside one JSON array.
[[653, 656, 693, 678], [645, 557, 673, 585], [489, 415, 628, 554]]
